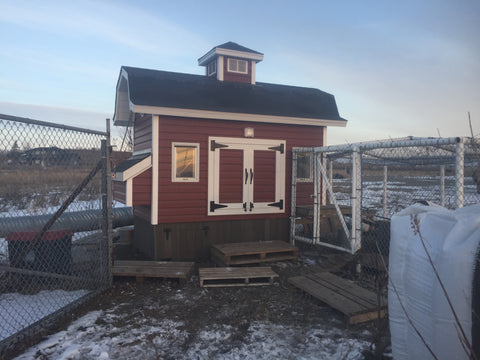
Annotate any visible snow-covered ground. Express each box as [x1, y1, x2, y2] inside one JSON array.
[[0, 289, 90, 341], [14, 309, 370, 360]]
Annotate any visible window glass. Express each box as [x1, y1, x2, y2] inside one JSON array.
[[172, 143, 199, 182], [228, 59, 248, 74], [207, 60, 216, 75], [297, 152, 312, 181], [237, 60, 247, 73]]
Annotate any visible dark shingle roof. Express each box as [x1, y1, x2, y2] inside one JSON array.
[[122, 66, 346, 122], [212, 41, 263, 55], [114, 153, 150, 173]]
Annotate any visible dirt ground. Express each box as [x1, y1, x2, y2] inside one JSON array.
[[10, 243, 390, 359]]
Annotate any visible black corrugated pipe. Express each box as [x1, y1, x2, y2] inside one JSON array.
[[0, 207, 133, 237]]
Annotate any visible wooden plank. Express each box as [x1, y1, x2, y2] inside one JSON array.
[[214, 241, 296, 255], [212, 241, 298, 266], [225, 254, 299, 266], [306, 272, 384, 308], [111, 260, 195, 282], [288, 272, 387, 325], [199, 266, 278, 287]]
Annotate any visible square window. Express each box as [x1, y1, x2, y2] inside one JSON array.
[[296, 152, 312, 182], [172, 143, 199, 182], [227, 58, 248, 74]]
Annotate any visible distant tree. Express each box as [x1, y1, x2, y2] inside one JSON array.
[[11, 140, 19, 152], [6, 140, 21, 164]]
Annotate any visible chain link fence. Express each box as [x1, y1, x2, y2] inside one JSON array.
[[292, 136, 480, 280], [0, 114, 112, 355], [291, 136, 480, 354]]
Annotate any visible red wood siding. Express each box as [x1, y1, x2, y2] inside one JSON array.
[[134, 114, 152, 152], [153, 116, 324, 224], [253, 150, 276, 203], [219, 149, 243, 204], [223, 57, 252, 84], [113, 180, 126, 204], [133, 168, 152, 205]]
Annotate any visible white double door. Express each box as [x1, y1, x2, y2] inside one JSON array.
[[208, 137, 286, 216]]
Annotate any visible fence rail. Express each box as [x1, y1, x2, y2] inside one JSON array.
[[0, 114, 112, 355]]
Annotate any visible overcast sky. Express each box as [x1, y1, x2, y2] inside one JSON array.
[[1, 0, 479, 145]]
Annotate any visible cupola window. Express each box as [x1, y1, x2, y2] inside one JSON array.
[[207, 60, 216, 76], [227, 58, 248, 74]]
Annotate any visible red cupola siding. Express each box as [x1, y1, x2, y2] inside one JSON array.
[[113, 42, 347, 260]]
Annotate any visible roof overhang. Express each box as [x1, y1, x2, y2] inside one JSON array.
[[132, 105, 347, 128], [198, 47, 264, 66], [113, 68, 135, 126], [113, 154, 152, 181]]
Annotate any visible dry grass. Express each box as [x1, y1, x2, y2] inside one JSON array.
[[0, 167, 101, 213]]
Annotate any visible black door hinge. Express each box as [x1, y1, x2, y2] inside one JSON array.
[[268, 143, 284, 154], [210, 201, 228, 212], [268, 199, 284, 210], [210, 140, 229, 151]]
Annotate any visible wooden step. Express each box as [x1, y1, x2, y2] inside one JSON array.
[[211, 241, 298, 266], [112, 260, 195, 284], [199, 266, 279, 287], [288, 272, 387, 325]]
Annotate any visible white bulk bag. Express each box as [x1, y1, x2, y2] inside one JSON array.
[[389, 203, 480, 360]]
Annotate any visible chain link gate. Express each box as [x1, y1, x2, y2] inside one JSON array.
[[0, 114, 112, 355], [291, 136, 480, 275]]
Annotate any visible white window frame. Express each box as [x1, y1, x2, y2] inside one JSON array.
[[296, 152, 313, 182], [207, 60, 216, 76], [172, 142, 200, 182], [227, 58, 248, 74], [208, 136, 285, 216]]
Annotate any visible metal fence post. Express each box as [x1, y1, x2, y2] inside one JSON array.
[[290, 150, 298, 245], [321, 153, 327, 206], [101, 139, 108, 285], [440, 165, 445, 207], [313, 151, 320, 244], [351, 147, 362, 253], [101, 120, 113, 288], [106, 119, 113, 287], [383, 165, 388, 218], [328, 158, 333, 204], [455, 138, 464, 209]]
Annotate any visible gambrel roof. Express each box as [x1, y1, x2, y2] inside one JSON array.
[[114, 66, 347, 127]]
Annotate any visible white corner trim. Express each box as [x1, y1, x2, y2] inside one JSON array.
[[251, 61, 256, 85], [126, 179, 133, 207], [151, 116, 159, 225], [133, 105, 347, 128], [217, 56, 224, 81]]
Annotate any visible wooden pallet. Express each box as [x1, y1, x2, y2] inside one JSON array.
[[289, 272, 387, 325], [211, 241, 298, 266], [199, 266, 278, 287], [112, 260, 195, 284]]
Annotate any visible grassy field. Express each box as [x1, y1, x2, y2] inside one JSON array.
[[0, 167, 102, 215]]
